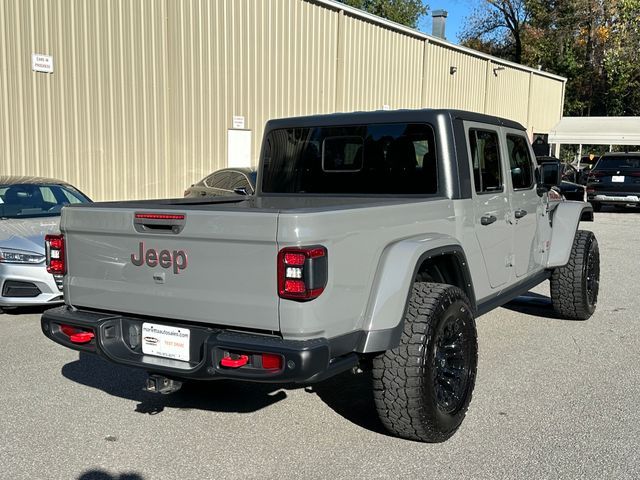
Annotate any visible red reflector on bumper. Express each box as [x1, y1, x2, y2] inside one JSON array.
[[261, 353, 282, 369]]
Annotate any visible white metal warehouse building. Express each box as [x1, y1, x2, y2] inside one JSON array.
[[0, 0, 566, 201]]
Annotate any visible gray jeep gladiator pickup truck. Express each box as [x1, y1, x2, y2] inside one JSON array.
[[42, 109, 599, 442]]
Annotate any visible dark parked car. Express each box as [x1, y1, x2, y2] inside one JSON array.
[[587, 152, 640, 211], [184, 167, 257, 198], [536, 157, 586, 201]]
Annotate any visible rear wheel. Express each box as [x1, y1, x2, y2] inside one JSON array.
[[550, 230, 600, 320], [372, 282, 477, 442]]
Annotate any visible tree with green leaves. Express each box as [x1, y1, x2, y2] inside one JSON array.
[[337, 0, 428, 29]]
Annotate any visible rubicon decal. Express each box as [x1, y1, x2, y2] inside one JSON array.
[[131, 242, 188, 274]]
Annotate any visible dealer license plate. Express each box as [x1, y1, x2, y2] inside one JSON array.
[[612, 175, 625, 182], [142, 323, 190, 362]]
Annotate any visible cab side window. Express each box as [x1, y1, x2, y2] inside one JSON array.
[[469, 129, 503, 193], [507, 134, 535, 189]]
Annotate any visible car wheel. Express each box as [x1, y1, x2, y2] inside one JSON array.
[[550, 230, 600, 320], [372, 282, 477, 442]]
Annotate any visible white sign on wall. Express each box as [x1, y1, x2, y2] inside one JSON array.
[[32, 53, 54, 74], [227, 129, 252, 168], [232, 115, 245, 129]]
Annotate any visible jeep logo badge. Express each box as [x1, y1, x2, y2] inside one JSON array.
[[131, 242, 188, 274]]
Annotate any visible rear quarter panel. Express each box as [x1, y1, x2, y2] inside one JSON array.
[[277, 198, 488, 340]]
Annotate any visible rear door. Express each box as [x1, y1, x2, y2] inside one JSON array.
[[62, 206, 280, 331], [502, 128, 544, 278], [466, 123, 514, 289]]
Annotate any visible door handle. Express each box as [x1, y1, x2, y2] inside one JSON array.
[[514, 209, 527, 219], [480, 215, 497, 226]]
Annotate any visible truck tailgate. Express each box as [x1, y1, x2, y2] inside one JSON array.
[[61, 206, 280, 331]]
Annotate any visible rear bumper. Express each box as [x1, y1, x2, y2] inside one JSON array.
[[588, 191, 640, 204], [41, 306, 357, 384]]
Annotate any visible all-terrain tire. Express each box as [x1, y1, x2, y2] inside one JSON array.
[[550, 230, 600, 320], [372, 282, 477, 442]]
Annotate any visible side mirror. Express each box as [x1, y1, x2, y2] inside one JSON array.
[[233, 187, 249, 196], [537, 161, 562, 189]]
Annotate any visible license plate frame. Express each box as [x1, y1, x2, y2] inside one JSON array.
[[141, 322, 190, 362]]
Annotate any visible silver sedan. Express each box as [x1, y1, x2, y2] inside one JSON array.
[[0, 176, 91, 308]]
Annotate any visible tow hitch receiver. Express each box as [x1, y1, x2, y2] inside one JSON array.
[[144, 375, 183, 394]]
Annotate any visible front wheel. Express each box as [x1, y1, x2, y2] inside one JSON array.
[[550, 230, 600, 320], [372, 283, 478, 442]]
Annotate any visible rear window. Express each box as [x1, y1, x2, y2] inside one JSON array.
[[260, 123, 438, 195], [595, 156, 640, 170]]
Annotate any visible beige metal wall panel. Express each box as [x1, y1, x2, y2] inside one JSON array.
[[421, 42, 487, 112], [528, 74, 564, 133], [338, 14, 423, 112], [0, 0, 565, 201], [484, 63, 530, 126], [0, 0, 170, 201], [164, 0, 338, 194]]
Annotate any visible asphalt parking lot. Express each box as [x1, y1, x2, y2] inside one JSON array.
[[1, 210, 639, 480]]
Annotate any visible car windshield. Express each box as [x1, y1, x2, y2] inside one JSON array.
[[594, 156, 640, 170], [0, 183, 90, 219]]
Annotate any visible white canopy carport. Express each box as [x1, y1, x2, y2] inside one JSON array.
[[548, 116, 640, 158]]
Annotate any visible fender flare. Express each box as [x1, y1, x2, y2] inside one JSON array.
[[547, 201, 594, 268], [355, 233, 475, 353]]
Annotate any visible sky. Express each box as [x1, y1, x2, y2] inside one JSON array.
[[417, 0, 477, 44]]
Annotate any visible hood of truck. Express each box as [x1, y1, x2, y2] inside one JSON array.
[[61, 206, 280, 332]]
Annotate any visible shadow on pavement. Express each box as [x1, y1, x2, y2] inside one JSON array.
[[0, 304, 55, 315], [78, 470, 144, 480], [62, 353, 289, 414], [502, 292, 560, 319], [62, 351, 388, 436], [309, 369, 389, 437]]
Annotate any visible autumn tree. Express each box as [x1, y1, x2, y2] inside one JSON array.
[[461, 0, 640, 116], [459, 0, 529, 63], [337, 0, 428, 28]]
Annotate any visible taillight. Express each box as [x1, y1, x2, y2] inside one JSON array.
[[45, 234, 66, 275], [278, 246, 327, 301]]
